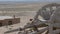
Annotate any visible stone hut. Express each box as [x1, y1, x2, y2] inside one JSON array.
[[0, 16, 20, 27]]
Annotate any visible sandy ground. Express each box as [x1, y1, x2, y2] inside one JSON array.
[[0, 16, 35, 34], [0, 16, 46, 34], [0, 2, 49, 34]]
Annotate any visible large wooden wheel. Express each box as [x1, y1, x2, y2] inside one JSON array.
[[31, 3, 60, 34]]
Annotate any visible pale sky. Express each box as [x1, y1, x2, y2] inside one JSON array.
[[0, 0, 59, 3], [0, 0, 59, 2]]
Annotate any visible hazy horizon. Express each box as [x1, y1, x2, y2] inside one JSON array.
[[0, 0, 59, 3]]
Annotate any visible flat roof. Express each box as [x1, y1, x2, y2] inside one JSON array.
[[0, 16, 13, 20]]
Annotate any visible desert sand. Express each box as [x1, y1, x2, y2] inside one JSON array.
[[0, 2, 51, 34]]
